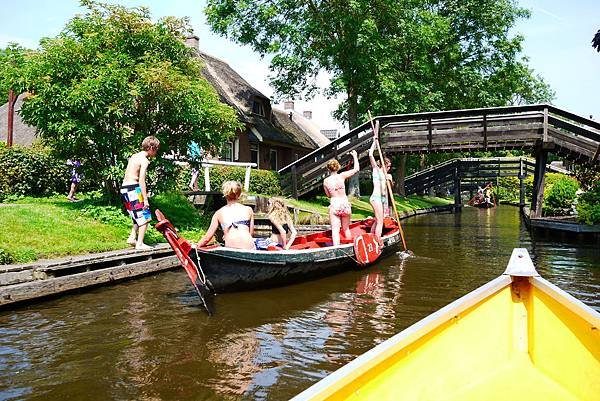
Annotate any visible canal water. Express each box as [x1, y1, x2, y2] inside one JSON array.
[[1, 206, 598, 401]]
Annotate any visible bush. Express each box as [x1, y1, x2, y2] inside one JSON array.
[[496, 176, 520, 202], [0, 248, 14, 264], [0, 145, 69, 201], [577, 182, 600, 225], [543, 176, 579, 216], [181, 165, 282, 196]]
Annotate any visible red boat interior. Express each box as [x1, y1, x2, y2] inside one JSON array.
[[155, 210, 399, 253], [287, 217, 399, 250]]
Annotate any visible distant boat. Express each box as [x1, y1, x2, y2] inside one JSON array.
[[291, 248, 600, 401]]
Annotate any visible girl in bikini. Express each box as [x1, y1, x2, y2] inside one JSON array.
[[256, 197, 298, 250], [323, 149, 360, 246], [368, 136, 393, 238], [196, 180, 256, 250]]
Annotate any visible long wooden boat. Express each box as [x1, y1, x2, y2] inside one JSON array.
[[292, 248, 600, 401], [472, 198, 496, 208], [155, 210, 402, 294]]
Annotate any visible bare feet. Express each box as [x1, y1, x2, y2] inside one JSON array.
[[127, 237, 137, 247], [135, 243, 152, 251]]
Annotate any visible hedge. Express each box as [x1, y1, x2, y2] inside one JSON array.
[[577, 182, 600, 225], [0, 145, 70, 201], [543, 176, 579, 216], [180, 165, 282, 196]]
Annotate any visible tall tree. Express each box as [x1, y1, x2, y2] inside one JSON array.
[[0, 44, 29, 103], [593, 29, 600, 52], [16, 0, 240, 192], [205, 0, 552, 130]]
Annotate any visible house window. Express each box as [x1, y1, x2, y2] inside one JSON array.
[[221, 141, 234, 162], [269, 149, 278, 170], [250, 143, 259, 165], [252, 100, 266, 117]]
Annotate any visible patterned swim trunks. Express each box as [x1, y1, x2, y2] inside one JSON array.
[[120, 184, 151, 226]]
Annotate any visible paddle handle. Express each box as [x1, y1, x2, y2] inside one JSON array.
[[368, 111, 408, 251]]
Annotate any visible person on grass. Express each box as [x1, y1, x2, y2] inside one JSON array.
[[120, 135, 160, 250], [196, 180, 256, 250], [66, 159, 83, 202], [323, 150, 360, 246]]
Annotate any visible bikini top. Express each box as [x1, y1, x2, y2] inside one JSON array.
[[325, 177, 345, 193], [271, 222, 290, 234], [221, 219, 251, 231]]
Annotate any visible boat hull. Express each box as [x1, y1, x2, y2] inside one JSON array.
[[292, 248, 600, 401], [191, 231, 401, 292]]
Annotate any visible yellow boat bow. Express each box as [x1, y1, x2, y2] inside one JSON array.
[[292, 248, 600, 401]]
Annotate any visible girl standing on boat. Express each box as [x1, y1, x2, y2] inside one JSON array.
[[266, 198, 297, 250], [323, 150, 360, 246], [196, 180, 256, 250], [368, 136, 393, 238]]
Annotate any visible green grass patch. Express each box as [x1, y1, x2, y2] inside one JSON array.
[[0, 191, 451, 264]]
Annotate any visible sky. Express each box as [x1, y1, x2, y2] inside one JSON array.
[[1, 0, 599, 133]]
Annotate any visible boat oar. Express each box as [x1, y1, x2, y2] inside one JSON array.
[[367, 111, 412, 257], [155, 210, 216, 315]]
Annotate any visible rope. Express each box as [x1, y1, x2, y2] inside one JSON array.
[[193, 244, 208, 286]]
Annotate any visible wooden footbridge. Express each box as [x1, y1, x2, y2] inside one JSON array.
[[403, 156, 570, 207], [279, 104, 600, 217]]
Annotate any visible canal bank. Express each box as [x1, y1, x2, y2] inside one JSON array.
[[1, 205, 598, 401], [0, 204, 454, 309]]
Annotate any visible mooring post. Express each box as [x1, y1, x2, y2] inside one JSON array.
[[519, 158, 525, 207], [530, 145, 548, 218], [454, 166, 462, 212]]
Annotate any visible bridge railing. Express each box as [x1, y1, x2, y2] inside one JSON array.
[[279, 104, 599, 197]]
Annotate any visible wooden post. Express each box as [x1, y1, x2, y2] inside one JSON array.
[[427, 117, 433, 151], [291, 164, 298, 199], [454, 167, 462, 212], [483, 113, 488, 151], [530, 145, 548, 218], [7, 89, 17, 147], [244, 165, 251, 192], [204, 166, 211, 191], [543, 107, 548, 142], [519, 158, 525, 207]]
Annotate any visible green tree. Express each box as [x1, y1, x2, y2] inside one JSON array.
[[16, 0, 240, 193], [206, 0, 553, 130], [0, 44, 29, 103]]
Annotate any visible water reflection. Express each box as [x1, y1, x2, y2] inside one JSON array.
[[0, 206, 598, 401]]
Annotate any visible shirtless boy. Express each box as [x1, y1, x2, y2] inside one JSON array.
[[120, 135, 160, 250]]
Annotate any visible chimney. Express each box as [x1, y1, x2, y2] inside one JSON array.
[[185, 35, 200, 51], [284, 100, 295, 110], [303, 110, 313, 120]]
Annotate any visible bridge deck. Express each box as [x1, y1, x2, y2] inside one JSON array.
[[279, 104, 599, 197]]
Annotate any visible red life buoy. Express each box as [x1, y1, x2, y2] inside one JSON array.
[[353, 233, 383, 266]]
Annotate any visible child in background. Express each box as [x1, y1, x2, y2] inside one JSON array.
[[66, 159, 82, 202]]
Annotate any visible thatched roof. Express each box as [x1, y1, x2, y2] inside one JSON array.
[[0, 94, 37, 147], [196, 48, 329, 150]]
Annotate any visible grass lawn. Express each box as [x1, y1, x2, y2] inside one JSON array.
[[0, 192, 451, 264]]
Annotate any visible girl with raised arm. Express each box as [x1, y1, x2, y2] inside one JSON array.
[[368, 135, 393, 238], [323, 150, 360, 246]]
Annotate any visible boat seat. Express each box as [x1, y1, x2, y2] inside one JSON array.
[[290, 241, 321, 250]]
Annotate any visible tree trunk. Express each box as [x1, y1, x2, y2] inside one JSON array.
[[346, 84, 360, 197], [394, 154, 406, 197]]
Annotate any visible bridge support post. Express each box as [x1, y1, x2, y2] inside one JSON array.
[[518, 158, 525, 208], [530, 145, 548, 218], [454, 168, 462, 212]]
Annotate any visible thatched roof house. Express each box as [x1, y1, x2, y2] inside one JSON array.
[[187, 36, 329, 170]]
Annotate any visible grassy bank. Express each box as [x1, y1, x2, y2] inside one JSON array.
[[0, 193, 451, 264]]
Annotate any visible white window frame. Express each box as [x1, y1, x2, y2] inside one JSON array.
[[222, 141, 234, 162], [250, 143, 259, 166]]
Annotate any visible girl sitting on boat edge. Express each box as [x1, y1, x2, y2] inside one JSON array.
[[255, 197, 298, 250], [196, 180, 256, 250]]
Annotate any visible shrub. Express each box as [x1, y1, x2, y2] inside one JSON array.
[[0, 248, 14, 265], [496, 176, 520, 202], [0, 145, 69, 201], [577, 182, 600, 225], [181, 165, 282, 196], [543, 176, 579, 216]]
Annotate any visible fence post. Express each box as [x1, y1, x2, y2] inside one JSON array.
[[204, 166, 211, 191], [244, 166, 251, 192]]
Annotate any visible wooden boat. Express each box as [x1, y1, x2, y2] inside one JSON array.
[[155, 210, 402, 312], [291, 248, 600, 401], [472, 198, 495, 208]]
